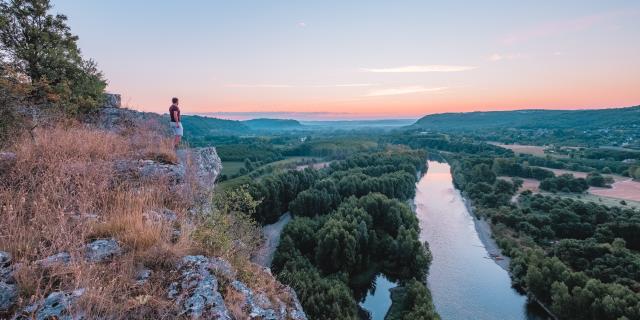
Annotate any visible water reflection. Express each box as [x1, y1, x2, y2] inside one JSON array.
[[359, 275, 397, 320], [416, 161, 549, 320]]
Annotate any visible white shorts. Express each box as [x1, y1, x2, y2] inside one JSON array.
[[171, 122, 183, 136]]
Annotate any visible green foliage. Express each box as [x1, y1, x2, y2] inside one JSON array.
[[193, 186, 261, 259], [539, 174, 589, 193], [267, 150, 434, 319], [0, 0, 106, 114], [386, 279, 440, 320]]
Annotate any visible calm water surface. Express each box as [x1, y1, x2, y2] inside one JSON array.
[[416, 161, 548, 320], [359, 275, 396, 320]]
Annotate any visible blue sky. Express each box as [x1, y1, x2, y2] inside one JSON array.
[[53, 0, 640, 119]]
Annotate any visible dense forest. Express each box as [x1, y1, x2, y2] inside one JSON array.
[[245, 150, 439, 319]]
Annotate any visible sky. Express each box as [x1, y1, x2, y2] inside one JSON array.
[[53, 0, 640, 120]]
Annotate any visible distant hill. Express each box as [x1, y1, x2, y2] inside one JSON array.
[[181, 115, 249, 135], [412, 106, 640, 132], [243, 118, 303, 130]]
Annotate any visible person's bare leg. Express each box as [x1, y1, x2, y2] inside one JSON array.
[[174, 135, 181, 148]]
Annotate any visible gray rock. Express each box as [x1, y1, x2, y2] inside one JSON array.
[[85, 239, 121, 262], [93, 104, 171, 135], [14, 288, 85, 320], [190, 147, 222, 189], [169, 256, 230, 319], [135, 267, 152, 285], [231, 280, 278, 320], [284, 286, 307, 320], [103, 93, 121, 109], [208, 257, 236, 280], [0, 281, 17, 312], [0, 251, 16, 312], [36, 252, 71, 268], [0, 251, 11, 278], [0, 252, 10, 267], [143, 208, 178, 223], [115, 159, 185, 185]]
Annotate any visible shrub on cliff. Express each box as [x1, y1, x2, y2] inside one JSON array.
[[0, 0, 106, 117]]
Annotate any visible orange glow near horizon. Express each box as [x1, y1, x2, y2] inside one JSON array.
[[55, 0, 640, 120]]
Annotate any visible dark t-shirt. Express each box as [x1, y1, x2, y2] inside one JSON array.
[[169, 104, 180, 122]]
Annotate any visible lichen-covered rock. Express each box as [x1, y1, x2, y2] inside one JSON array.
[[189, 147, 222, 189], [115, 159, 185, 185], [103, 93, 121, 109], [169, 256, 230, 319], [135, 267, 152, 285], [36, 252, 71, 268], [14, 289, 85, 320], [0, 251, 16, 312], [0, 251, 11, 276], [284, 286, 307, 320], [85, 239, 121, 262], [231, 280, 278, 319], [0, 281, 17, 312]]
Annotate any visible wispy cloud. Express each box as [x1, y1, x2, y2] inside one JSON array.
[[503, 9, 639, 44], [488, 53, 525, 61], [225, 83, 376, 88], [362, 65, 476, 73], [365, 86, 448, 97], [297, 21, 307, 28], [225, 84, 293, 88]]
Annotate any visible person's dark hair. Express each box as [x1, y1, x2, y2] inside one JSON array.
[[172, 97, 179, 103]]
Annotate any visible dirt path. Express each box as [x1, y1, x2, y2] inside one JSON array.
[[252, 212, 292, 267]]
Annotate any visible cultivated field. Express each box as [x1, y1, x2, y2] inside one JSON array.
[[490, 143, 549, 157], [508, 167, 640, 204]]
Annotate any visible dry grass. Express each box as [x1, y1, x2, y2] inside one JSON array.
[[0, 121, 193, 318], [0, 120, 293, 319]]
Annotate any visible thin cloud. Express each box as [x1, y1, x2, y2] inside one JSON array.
[[226, 83, 377, 88], [366, 86, 448, 97], [298, 22, 307, 28], [503, 9, 640, 44], [362, 65, 477, 73], [488, 53, 525, 61], [225, 84, 293, 88]]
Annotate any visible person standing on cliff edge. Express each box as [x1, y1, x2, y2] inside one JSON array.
[[169, 97, 182, 148]]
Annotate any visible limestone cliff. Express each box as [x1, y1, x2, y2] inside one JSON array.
[[0, 94, 306, 320]]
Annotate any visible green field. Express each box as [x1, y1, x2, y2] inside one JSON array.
[[218, 156, 323, 191], [221, 161, 245, 176]]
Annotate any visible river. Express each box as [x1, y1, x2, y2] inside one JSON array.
[[362, 161, 549, 319]]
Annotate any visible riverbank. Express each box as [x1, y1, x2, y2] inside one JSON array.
[[463, 195, 558, 320], [462, 197, 511, 271]]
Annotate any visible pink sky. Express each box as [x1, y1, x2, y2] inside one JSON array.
[[55, 0, 640, 119]]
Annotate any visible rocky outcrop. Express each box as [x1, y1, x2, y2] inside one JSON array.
[[13, 289, 85, 320], [92, 93, 171, 135], [168, 256, 231, 319], [187, 147, 223, 193], [104, 93, 121, 108], [35, 252, 71, 268], [115, 159, 185, 185], [169, 256, 306, 320]]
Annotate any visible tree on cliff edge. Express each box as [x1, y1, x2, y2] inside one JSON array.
[[0, 0, 106, 115]]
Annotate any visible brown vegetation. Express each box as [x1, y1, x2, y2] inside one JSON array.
[[0, 120, 282, 318]]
